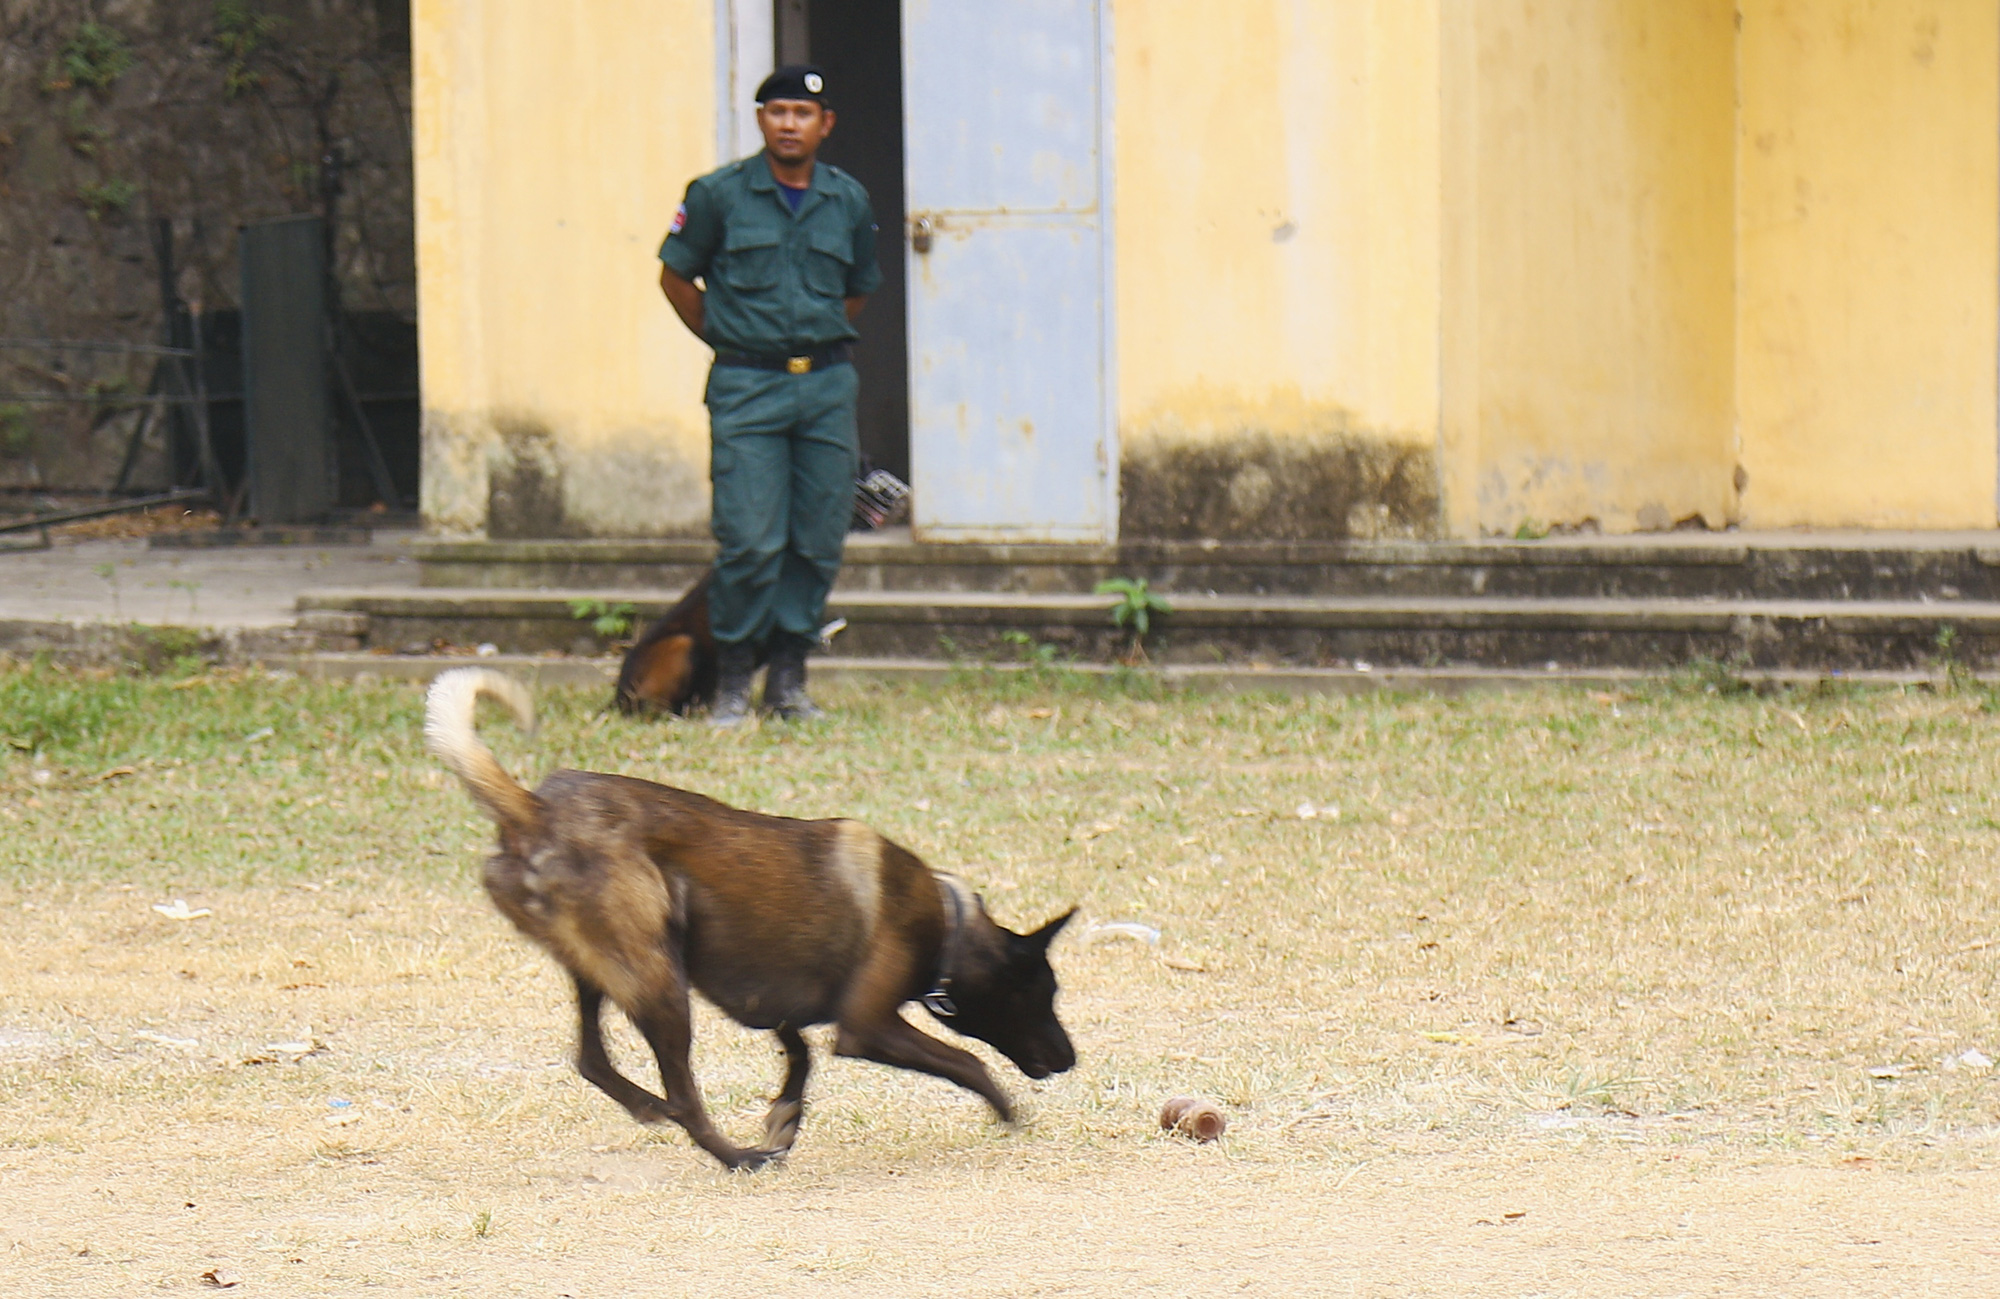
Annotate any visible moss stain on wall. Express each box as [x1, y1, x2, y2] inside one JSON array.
[[480, 411, 708, 540], [417, 408, 487, 536], [1122, 432, 1438, 541], [485, 415, 568, 539]]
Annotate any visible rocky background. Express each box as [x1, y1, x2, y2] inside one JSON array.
[[0, 0, 413, 493]]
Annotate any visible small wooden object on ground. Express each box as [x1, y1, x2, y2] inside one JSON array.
[[1159, 1095, 1227, 1142]]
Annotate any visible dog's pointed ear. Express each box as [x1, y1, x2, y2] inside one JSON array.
[[1027, 908, 1077, 949]]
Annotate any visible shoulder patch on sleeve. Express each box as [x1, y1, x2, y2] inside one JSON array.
[[668, 202, 687, 235]]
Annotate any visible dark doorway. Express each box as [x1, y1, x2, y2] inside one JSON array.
[[781, 0, 909, 481]]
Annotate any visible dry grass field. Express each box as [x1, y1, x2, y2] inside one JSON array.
[[2, 661, 1998, 1295]]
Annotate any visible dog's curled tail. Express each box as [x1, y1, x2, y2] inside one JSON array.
[[424, 667, 539, 834]]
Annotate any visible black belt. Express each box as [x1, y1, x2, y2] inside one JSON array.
[[712, 343, 852, 375]]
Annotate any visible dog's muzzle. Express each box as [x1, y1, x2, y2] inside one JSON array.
[[1018, 1040, 1076, 1080]]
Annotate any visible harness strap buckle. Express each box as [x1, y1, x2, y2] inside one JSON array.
[[924, 874, 971, 1020]]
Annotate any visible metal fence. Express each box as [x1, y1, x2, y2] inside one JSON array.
[[0, 334, 230, 516]]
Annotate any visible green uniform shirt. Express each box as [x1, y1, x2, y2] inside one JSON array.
[[659, 153, 883, 357]]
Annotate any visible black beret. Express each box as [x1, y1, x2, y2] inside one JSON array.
[[756, 64, 830, 107]]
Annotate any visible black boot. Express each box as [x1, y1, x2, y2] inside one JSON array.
[[709, 639, 758, 728], [761, 633, 823, 721]]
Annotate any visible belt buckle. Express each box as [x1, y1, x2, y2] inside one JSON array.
[[786, 355, 812, 375]]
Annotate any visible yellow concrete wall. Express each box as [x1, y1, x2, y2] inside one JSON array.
[[1737, 0, 1998, 529], [1441, 0, 1739, 537], [1114, 0, 1444, 539], [413, 0, 717, 537], [409, 1, 2000, 541]]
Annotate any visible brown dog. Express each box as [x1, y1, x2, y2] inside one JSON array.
[[424, 667, 1077, 1170], [611, 571, 742, 716]]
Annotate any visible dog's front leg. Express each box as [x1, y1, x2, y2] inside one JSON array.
[[834, 1016, 1015, 1124]]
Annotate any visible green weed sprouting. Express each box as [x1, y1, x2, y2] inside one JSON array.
[[0, 404, 32, 457], [1933, 623, 1974, 695], [1001, 629, 1061, 669], [64, 96, 111, 157], [215, 0, 285, 99], [48, 21, 135, 91], [1094, 577, 1172, 659], [78, 177, 137, 220], [567, 598, 636, 641]]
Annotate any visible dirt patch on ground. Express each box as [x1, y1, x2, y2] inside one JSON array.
[[2, 878, 1995, 1296], [4, 670, 2000, 1292]]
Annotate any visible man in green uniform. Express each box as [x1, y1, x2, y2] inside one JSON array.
[[657, 64, 881, 725]]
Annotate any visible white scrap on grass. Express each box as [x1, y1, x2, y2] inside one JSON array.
[[1295, 802, 1340, 821], [475, 643, 499, 657], [1946, 1049, 1994, 1072], [152, 899, 212, 921], [1086, 920, 1161, 946], [133, 1031, 199, 1049]]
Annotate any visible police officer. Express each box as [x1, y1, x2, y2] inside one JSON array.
[[658, 64, 881, 725]]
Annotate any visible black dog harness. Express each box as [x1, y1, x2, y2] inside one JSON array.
[[923, 875, 972, 1018]]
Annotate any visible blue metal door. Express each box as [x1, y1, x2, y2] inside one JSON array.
[[902, 0, 1115, 542]]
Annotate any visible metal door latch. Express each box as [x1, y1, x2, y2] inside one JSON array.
[[910, 215, 936, 255]]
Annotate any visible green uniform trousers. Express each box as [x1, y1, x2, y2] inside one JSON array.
[[705, 362, 859, 648]]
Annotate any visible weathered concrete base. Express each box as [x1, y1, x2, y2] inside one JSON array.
[[0, 619, 351, 670], [410, 531, 2000, 600], [292, 586, 2000, 674]]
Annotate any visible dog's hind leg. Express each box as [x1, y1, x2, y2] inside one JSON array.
[[627, 995, 772, 1172], [572, 975, 676, 1125], [757, 1025, 811, 1156]]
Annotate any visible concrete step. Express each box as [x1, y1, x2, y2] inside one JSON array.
[[252, 651, 1969, 696], [410, 532, 2000, 601], [294, 586, 2000, 671]]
